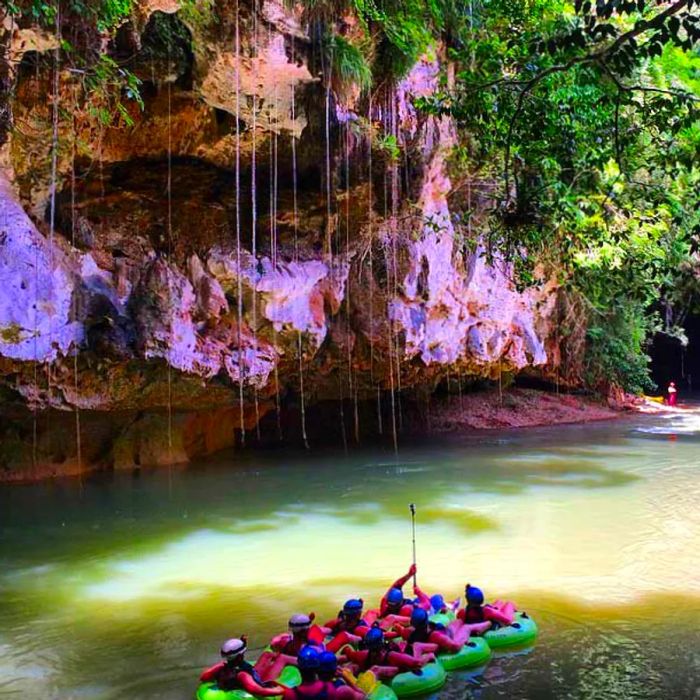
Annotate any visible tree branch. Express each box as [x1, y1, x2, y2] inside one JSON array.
[[498, 0, 694, 203]]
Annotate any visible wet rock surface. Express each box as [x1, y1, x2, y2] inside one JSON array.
[[0, 0, 561, 479]]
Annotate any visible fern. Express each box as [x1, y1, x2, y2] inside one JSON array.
[[326, 33, 373, 99]]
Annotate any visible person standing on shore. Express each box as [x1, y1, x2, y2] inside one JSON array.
[[667, 381, 678, 406]]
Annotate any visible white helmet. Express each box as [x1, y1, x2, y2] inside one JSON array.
[[221, 638, 247, 659], [288, 613, 312, 631]]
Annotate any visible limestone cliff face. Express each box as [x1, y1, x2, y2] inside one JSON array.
[[0, 1, 558, 478]]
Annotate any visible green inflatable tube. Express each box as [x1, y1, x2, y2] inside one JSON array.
[[390, 663, 446, 698], [196, 665, 301, 700], [483, 612, 538, 649], [427, 612, 455, 626], [437, 637, 491, 671], [196, 684, 252, 700], [369, 683, 399, 700]]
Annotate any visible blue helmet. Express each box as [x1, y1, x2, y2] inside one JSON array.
[[386, 587, 403, 606], [297, 645, 321, 671], [343, 598, 363, 615], [410, 607, 428, 627], [319, 651, 338, 674], [430, 594, 445, 612], [466, 585, 484, 605], [364, 627, 384, 649]]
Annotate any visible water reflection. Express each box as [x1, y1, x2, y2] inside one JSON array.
[[1, 414, 700, 699]]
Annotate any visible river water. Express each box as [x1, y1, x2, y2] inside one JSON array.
[[1, 411, 699, 699]]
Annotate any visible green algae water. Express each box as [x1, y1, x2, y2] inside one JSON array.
[[2, 412, 700, 699]]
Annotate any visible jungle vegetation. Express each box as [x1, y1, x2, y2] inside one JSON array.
[[2, 0, 699, 393]]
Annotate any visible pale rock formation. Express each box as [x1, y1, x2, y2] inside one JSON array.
[[0, 173, 82, 362]]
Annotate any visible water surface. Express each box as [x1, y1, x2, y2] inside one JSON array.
[[1, 411, 699, 699]]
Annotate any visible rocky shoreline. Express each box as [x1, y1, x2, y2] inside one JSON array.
[[424, 388, 621, 432], [1, 387, 656, 483]]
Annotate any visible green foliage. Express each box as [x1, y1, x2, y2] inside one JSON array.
[[83, 54, 143, 128], [5, 0, 134, 31], [325, 33, 373, 97], [375, 133, 401, 162], [4, 0, 57, 23], [139, 10, 194, 79], [354, 0, 437, 79], [91, 0, 132, 32], [301, 0, 447, 81], [178, 0, 217, 29], [426, 0, 700, 393], [585, 307, 655, 395], [538, 0, 700, 72]]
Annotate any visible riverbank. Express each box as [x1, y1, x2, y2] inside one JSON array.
[[426, 387, 622, 432], [1, 388, 684, 483]]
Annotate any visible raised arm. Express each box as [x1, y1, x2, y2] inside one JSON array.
[[412, 585, 431, 610], [390, 564, 417, 591]]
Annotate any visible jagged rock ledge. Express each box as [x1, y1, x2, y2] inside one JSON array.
[[0, 0, 561, 480]]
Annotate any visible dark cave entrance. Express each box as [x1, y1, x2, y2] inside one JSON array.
[[649, 312, 700, 398]]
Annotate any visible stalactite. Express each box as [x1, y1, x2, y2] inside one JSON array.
[[366, 98, 382, 436], [345, 122, 359, 443], [320, 39, 346, 452], [297, 332, 309, 449], [390, 95, 403, 433], [385, 243, 398, 455], [457, 366, 464, 412], [270, 76, 282, 441], [166, 67, 174, 466], [234, 0, 246, 447], [291, 38, 309, 449], [381, 98, 397, 453], [498, 360, 503, 405], [323, 47, 332, 258], [70, 86, 82, 485], [251, 1, 261, 440]]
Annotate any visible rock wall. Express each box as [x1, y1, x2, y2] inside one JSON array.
[[0, 0, 558, 479]]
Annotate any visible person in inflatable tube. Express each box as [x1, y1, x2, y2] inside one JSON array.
[[318, 651, 366, 700], [322, 599, 370, 653], [365, 564, 417, 627], [341, 626, 431, 680], [457, 584, 515, 628], [200, 637, 287, 696], [258, 613, 326, 682], [282, 646, 341, 700], [427, 593, 460, 616], [395, 607, 467, 656]]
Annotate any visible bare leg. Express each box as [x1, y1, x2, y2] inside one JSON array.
[[465, 621, 491, 636], [429, 632, 462, 654], [486, 602, 515, 624], [446, 620, 470, 646], [499, 602, 516, 621], [255, 651, 296, 682], [371, 666, 400, 681], [337, 686, 364, 700], [411, 642, 438, 659], [379, 614, 410, 629]]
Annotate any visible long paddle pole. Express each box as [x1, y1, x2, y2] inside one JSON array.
[[409, 503, 417, 586]]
